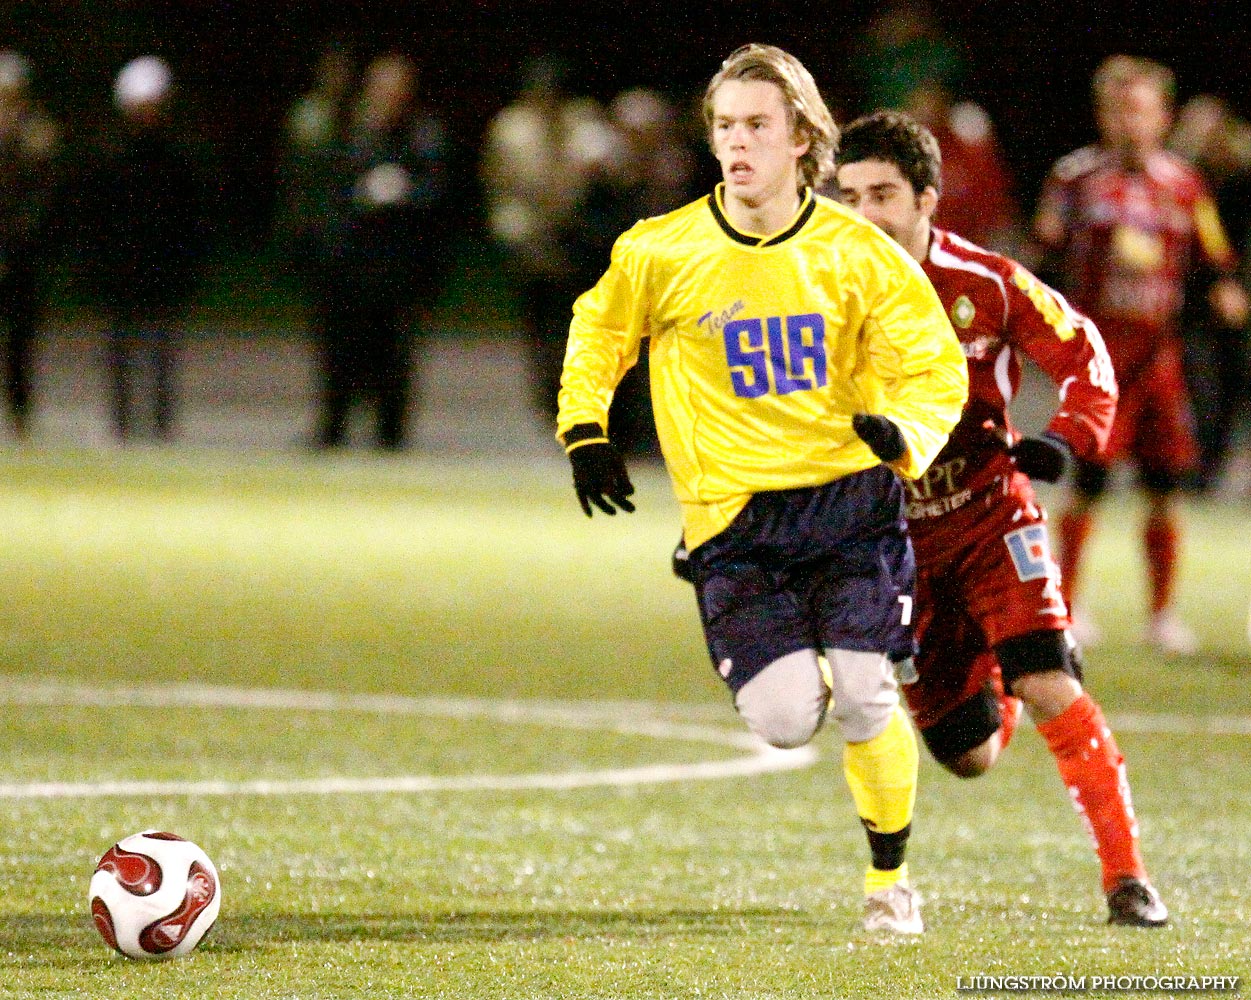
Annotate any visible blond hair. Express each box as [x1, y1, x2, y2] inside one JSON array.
[[1092, 55, 1175, 109], [702, 44, 838, 189]]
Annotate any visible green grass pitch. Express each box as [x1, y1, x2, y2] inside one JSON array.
[[0, 448, 1247, 998]]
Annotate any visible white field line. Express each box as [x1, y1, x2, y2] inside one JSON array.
[[0, 679, 816, 799], [1108, 712, 1251, 736]]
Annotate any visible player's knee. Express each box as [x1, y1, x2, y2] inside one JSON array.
[[944, 740, 998, 779], [1074, 458, 1109, 499], [996, 629, 1078, 692], [734, 649, 829, 749], [920, 687, 1001, 772], [825, 649, 898, 744], [1139, 466, 1183, 495], [739, 703, 822, 750], [1011, 669, 1082, 722]]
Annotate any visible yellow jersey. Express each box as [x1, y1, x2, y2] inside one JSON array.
[[557, 186, 968, 549]]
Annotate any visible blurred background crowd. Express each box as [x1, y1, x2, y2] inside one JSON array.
[[1, 0, 1249, 492]]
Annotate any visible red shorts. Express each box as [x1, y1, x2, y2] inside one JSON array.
[[1104, 344, 1197, 475], [905, 473, 1068, 730]]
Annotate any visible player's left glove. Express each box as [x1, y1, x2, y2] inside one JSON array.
[[564, 423, 636, 517], [1008, 432, 1071, 483], [852, 413, 907, 462]]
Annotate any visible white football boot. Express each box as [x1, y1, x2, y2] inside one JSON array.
[[863, 883, 924, 935], [1146, 609, 1198, 656]]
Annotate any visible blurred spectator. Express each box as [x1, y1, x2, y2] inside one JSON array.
[[904, 82, 1021, 255], [71, 56, 208, 443], [608, 88, 696, 219], [597, 87, 698, 457], [306, 52, 451, 451], [0, 50, 58, 440], [847, 3, 1018, 254], [274, 41, 356, 277], [851, 1, 965, 113], [1169, 95, 1251, 492], [286, 43, 356, 153], [481, 56, 624, 426]]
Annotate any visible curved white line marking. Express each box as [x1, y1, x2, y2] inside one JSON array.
[[0, 680, 817, 799]]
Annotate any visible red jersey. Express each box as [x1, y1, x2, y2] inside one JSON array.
[[904, 228, 1117, 527], [1035, 146, 1236, 379]]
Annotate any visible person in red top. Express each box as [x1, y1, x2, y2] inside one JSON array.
[[833, 110, 1167, 927], [1033, 56, 1248, 654], [904, 80, 1021, 255]]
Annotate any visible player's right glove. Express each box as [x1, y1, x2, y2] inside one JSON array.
[[852, 413, 907, 463], [564, 423, 636, 517], [1008, 432, 1071, 483], [671, 537, 693, 583]]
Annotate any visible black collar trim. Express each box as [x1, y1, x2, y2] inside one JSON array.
[[707, 185, 815, 247]]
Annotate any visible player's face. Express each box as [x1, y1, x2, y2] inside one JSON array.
[[710, 79, 809, 210], [835, 158, 936, 261], [1098, 80, 1171, 155]]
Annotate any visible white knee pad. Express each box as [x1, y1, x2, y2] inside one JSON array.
[[825, 648, 900, 743], [733, 649, 830, 749]]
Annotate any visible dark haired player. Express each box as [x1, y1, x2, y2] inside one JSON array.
[[832, 110, 1166, 927]]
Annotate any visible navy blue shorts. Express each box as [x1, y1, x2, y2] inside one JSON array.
[[687, 465, 916, 694]]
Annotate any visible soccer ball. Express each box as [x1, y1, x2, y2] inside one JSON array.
[[89, 830, 220, 959]]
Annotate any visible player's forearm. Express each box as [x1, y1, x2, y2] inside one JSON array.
[[1045, 404, 1111, 464], [880, 364, 969, 479], [555, 325, 629, 440], [1029, 346, 1116, 464]]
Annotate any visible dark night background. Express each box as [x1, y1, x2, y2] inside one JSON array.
[[3, 0, 1250, 250]]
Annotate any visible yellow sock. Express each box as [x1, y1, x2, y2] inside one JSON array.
[[843, 704, 918, 832], [817, 655, 835, 708], [865, 862, 909, 896], [843, 704, 919, 894]]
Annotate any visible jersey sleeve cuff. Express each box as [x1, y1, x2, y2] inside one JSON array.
[[1044, 417, 1096, 463], [561, 422, 608, 448]]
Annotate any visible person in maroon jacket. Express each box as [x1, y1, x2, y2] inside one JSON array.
[[832, 110, 1166, 928], [1034, 56, 1248, 654]]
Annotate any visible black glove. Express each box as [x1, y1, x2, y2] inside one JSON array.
[[852, 413, 907, 462], [671, 537, 693, 583], [1008, 432, 1071, 483], [564, 423, 636, 517]]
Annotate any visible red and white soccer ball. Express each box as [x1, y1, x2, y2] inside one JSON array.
[[89, 830, 220, 960]]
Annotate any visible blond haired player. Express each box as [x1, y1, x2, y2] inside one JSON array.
[[557, 44, 967, 934]]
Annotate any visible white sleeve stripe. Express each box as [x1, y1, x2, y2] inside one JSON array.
[[994, 343, 1014, 406]]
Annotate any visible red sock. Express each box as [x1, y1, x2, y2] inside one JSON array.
[[1143, 513, 1179, 616], [988, 660, 1022, 753], [1058, 508, 1094, 607], [998, 693, 1023, 752], [1036, 693, 1146, 892]]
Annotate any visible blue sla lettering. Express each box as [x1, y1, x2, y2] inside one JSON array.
[[723, 312, 827, 399]]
